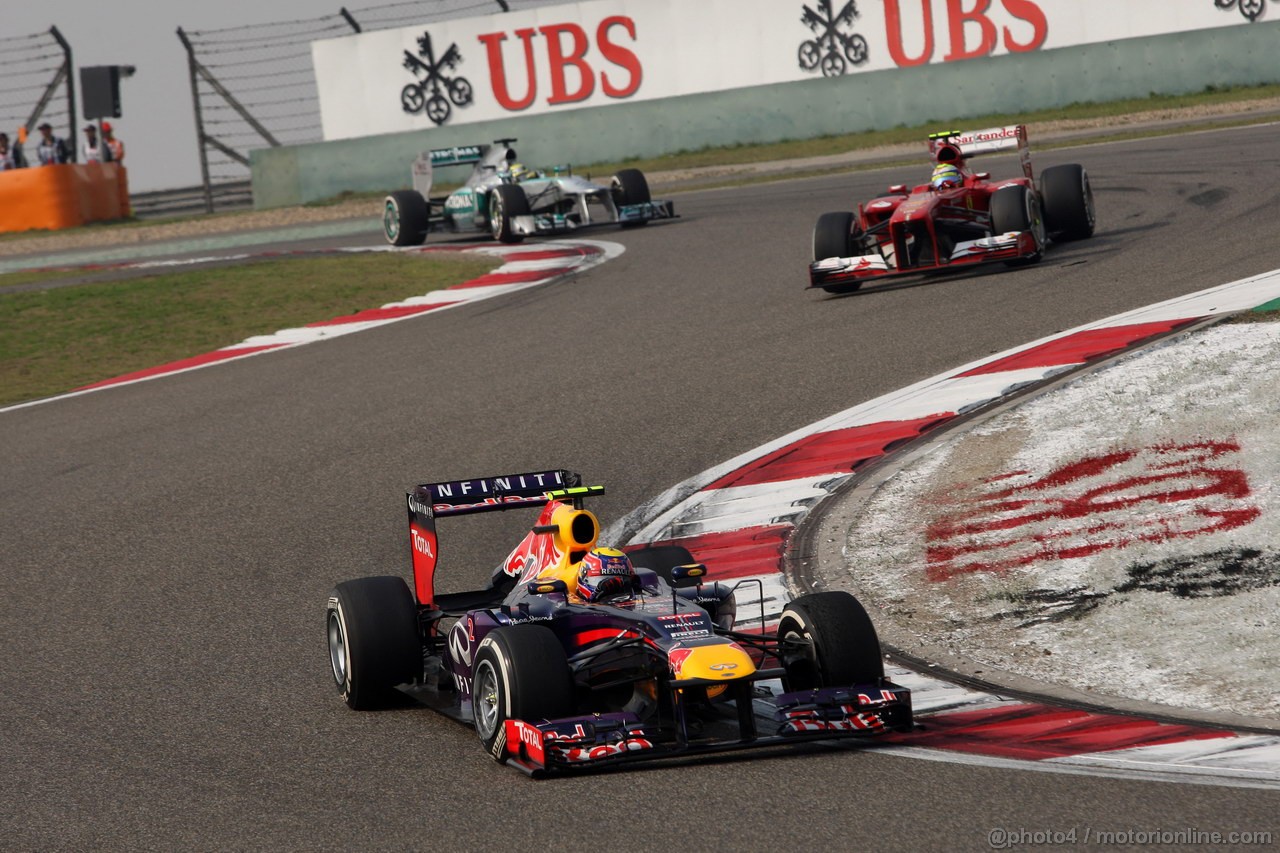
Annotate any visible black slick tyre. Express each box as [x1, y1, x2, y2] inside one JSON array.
[[813, 211, 855, 262], [489, 183, 530, 243], [612, 169, 651, 227], [989, 184, 1046, 266], [812, 211, 863, 294], [383, 190, 429, 246], [472, 625, 573, 761], [326, 576, 421, 710], [1040, 164, 1096, 241], [777, 591, 884, 690], [612, 168, 651, 206]]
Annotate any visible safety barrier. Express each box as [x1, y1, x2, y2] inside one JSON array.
[[0, 163, 129, 233], [251, 17, 1280, 209]]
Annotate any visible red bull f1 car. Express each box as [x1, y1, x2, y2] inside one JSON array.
[[325, 469, 912, 775], [382, 139, 675, 246], [808, 124, 1096, 293]]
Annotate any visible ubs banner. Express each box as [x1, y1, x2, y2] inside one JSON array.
[[313, 0, 1272, 141]]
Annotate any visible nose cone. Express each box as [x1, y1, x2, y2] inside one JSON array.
[[669, 640, 756, 680]]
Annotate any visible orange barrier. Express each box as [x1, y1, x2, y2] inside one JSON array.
[[0, 163, 129, 233]]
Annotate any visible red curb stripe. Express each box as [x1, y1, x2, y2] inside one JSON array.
[[626, 525, 792, 579], [75, 344, 287, 390], [957, 319, 1199, 377], [306, 302, 456, 327], [900, 703, 1232, 760], [497, 248, 599, 262], [706, 415, 954, 490], [448, 268, 569, 288]]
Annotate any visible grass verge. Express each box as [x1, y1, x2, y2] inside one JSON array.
[[0, 252, 499, 407]]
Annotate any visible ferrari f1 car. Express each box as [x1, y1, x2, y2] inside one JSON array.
[[808, 124, 1096, 293], [382, 139, 675, 246], [325, 469, 912, 775]]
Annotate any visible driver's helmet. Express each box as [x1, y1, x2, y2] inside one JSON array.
[[577, 547, 636, 603], [508, 162, 532, 182], [931, 163, 963, 190]]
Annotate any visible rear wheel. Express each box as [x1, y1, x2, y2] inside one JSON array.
[[473, 625, 573, 761], [1040, 164, 1096, 241], [777, 591, 884, 690], [383, 190, 429, 247], [989, 184, 1045, 266], [327, 576, 421, 710], [489, 184, 530, 243]]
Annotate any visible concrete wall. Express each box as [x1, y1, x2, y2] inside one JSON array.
[[251, 22, 1280, 209]]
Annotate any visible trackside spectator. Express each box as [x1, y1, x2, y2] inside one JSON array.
[[102, 121, 124, 164], [36, 123, 70, 165], [0, 133, 15, 171], [13, 127, 30, 167], [82, 124, 112, 163]]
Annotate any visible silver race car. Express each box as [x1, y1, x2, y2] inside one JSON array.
[[382, 138, 675, 245]]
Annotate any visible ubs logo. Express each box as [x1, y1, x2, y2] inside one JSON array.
[[798, 0, 870, 77], [401, 31, 474, 125], [1214, 0, 1271, 21]]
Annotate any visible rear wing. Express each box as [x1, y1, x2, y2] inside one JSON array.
[[929, 124, 1033, 181], [406, 468, 604, 605], [411, 139, 517, 196], [428, 144, 486, 169], [409, 468, 584, 518]]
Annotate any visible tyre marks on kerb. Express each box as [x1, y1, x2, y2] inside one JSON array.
[[606, 266, 1280, 789], [1, 241, 622, 413]]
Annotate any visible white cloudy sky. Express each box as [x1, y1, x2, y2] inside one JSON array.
[[7, 1, 378, 193]]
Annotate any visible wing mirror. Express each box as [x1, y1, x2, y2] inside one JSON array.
[[888, 184, 908, 195], [670, 563, 708, 588], [526, 578, 568, 596]]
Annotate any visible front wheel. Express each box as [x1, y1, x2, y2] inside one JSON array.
[[812, 211, 864, 294], [612, 168, 652, 228], [777, 591, 884, 690], [326, 576, 421, 710], [1040, 164, 1096, 241], [383, 190, 429, 247], [989, 184, 1045, 266], [472, 625, 573, 761], [489, 184, 530, 243]]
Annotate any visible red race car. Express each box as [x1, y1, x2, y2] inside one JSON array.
[[808, 124, 1095, 293]]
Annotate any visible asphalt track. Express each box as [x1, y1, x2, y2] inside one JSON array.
[[5, 125, 1280, 850]]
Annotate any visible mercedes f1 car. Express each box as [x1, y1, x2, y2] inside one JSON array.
[[325, 469, 912, 775], [382, 139, 675, 246], [808, 124, 1096, 293]]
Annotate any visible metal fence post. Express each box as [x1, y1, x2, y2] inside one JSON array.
[[177, 27, 215, 215], [48, 26, 77, 158]]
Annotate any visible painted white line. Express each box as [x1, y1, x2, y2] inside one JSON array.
[[1, 239, 624, 414]]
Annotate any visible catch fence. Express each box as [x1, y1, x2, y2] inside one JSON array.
[[0, 27, 75, 165], [177, 0, 567, 214]]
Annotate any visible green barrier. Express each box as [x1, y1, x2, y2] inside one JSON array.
[[252, 22, 1280, 209]]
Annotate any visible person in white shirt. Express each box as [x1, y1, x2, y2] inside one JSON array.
[[82, 124, 113, 164]]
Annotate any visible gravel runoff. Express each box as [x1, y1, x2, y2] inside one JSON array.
[[835, 321, 1280, 723], [2, 96, 1279, 261]]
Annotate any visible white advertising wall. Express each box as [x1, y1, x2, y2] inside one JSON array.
[[313, 0, 1272, 141]]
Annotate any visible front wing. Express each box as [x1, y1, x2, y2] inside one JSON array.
[[509, 200, 676, 237], [809, 230, 1038, 288], [501, 679, 913, 776]]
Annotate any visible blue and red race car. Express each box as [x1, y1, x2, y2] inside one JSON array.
[[325, 469, 912, 775], [809, 124, 1096, 293]]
